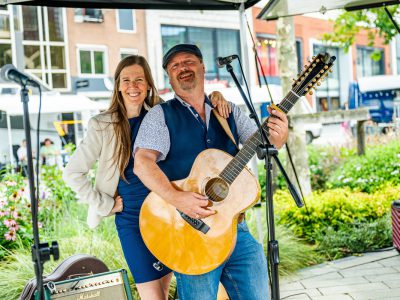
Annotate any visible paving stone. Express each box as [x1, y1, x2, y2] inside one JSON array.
[[280, 281, 304, 291], [312, 294, 354, 300], [281, 288, 322, 299], [301, 276, 368, 289], [318, 282, 387, 294], [339, 266, 398, 277], [349, 287, 400, 300], [364, 272, 400, 282], [378, 255, 400, 267], [383, 280, 400, 288]]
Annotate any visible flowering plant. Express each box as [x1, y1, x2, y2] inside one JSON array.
[[0, 173, 33, 255]]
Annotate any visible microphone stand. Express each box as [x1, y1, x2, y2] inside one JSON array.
[[224, 62, 303, 300], [19, 83, 59, 300]]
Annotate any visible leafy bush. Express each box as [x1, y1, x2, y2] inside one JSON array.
[[0, 167, 76, 258], [307, 145, 356, 190], [328, 139, 400, 193], [246, 206, 322, 276], [0, 173, 34, 257], [315, 215, 392, 260], [275, 185, 400, 242]]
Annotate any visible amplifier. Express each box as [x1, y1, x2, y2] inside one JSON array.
[[35, 269, 133, 300], [392, 200, 400, 252]]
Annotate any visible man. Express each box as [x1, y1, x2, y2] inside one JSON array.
[[134, 44, 288, 299]]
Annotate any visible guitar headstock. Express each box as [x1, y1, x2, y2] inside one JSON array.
[[292, 53, 336, 96]]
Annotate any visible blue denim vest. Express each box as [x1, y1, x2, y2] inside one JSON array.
[[158, 98, 239, 181]]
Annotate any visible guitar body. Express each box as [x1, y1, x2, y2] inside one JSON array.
[[139, 149, 260, 275]]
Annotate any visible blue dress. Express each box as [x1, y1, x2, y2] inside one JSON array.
[[115, 110, 171, 283]]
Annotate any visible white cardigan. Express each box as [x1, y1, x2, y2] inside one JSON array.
[[63, 113, 120, 228]]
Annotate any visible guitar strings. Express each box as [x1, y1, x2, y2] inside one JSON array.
[[204, 61, 328, 201]]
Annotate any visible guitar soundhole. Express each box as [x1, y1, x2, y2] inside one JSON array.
[[204, 177, 229, 202]]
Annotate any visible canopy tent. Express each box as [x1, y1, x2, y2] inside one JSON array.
[[0, 92, 107, 166], [0, 0, 260, 9], [0, 92, 107, 116], [358, 75, 400, 93], [257, 0, 399, 20]]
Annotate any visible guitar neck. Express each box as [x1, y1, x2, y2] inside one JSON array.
[[219, 90, 300, 184]]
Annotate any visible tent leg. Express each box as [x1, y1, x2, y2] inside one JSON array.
[[7, 113, 15, 172]]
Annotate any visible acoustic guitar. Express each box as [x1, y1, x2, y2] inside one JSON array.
[[139, 53, 336, 275]]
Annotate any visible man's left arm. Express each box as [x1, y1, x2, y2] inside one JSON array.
[[232, 103, 288, 150]]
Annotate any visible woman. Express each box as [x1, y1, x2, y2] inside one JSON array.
[[62, 55, 231, 300]]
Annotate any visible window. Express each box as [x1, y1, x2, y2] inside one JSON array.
[[313, 44, 341, 112], [117, 9, 136, 32], [0, 11, 10, 39], [356, 46, 385, 77], [120, 48, 138, 59], [22, 7, 69, 89], [0, 7, 11, 68], [78, 47, 106, 76], [256, 36, 302, 85], [74, 8, 103, 23], [161, 25, 241, 88]]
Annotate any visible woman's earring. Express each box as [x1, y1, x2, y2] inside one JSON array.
[[147, 89, 152, 98]]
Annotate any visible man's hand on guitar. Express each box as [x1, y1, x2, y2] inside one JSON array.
[[170, 190, 216, 219], [267, 106, 289, 149]]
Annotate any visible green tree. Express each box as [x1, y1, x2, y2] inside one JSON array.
[[322, 5, 399, 59]]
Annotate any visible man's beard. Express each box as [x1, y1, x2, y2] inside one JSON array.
[[177, 71, 196, 91]]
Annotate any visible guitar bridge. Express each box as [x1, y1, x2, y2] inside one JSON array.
[[178, 210, 210, 234]]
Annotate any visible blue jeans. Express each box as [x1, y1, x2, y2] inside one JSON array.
[[174, 221, 269, 300]]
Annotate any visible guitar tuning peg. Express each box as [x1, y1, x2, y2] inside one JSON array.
[[316, 74, 321, 78], [317, 81, 321, 86], [312, 78, 317, 82], [316, 59, 320, 62], [309, 91, 313, 95], [320, 77, 325, 82], [324, 65, 329, 69], [329, 68, 333, 73], [312, 56, 316, 60], [308, 83, 312, 87], [304, 65, 309, 69], [312, 63, 316, 67]]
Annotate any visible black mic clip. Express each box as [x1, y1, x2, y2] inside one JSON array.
[[216, 54, 238, 68]]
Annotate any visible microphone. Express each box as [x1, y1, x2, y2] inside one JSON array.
[[216, 54, 238, 68], [0, 64, 39, 87]]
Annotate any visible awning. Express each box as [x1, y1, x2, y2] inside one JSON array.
[[358, 75, 400, 93], [0, 0, 260, 10], [257, 0, 399, 20], [0, 92, 107, 116]]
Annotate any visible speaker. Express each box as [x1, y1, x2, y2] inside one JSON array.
[[35, 269, 133, 300], [392, 200, 400, 252]]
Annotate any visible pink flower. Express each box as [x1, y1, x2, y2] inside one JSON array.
[[4, 219, 17, 228], [4, 231, 16, 241], [12, 211, 19, 219], [0, 210, 7, 217], [5, 181, 17, 186]]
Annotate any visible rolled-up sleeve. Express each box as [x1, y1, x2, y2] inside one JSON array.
[[134, 105, 170, 161], [231, 103, 257, 144]]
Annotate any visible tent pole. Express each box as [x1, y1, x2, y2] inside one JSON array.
[[6, 113, 15, 172]]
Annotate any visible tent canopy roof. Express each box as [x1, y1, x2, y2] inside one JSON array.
[[0, 0, 260, 10], [0, 92, 107, 116], [358, 75, 400, 93], [257, 0, 398, 20]]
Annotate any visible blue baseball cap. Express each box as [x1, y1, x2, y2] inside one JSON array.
[[162, 44, 203, 70]]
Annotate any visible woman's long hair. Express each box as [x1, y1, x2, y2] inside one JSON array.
[[105, 55, 160, 181]]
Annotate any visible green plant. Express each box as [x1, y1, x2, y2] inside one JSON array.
[[328, 140, 400, 193], [246, 206, 322, 276], [315, 215, 392, 260], [275, 185, 400, 242], [307, 145, 356, 190]]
